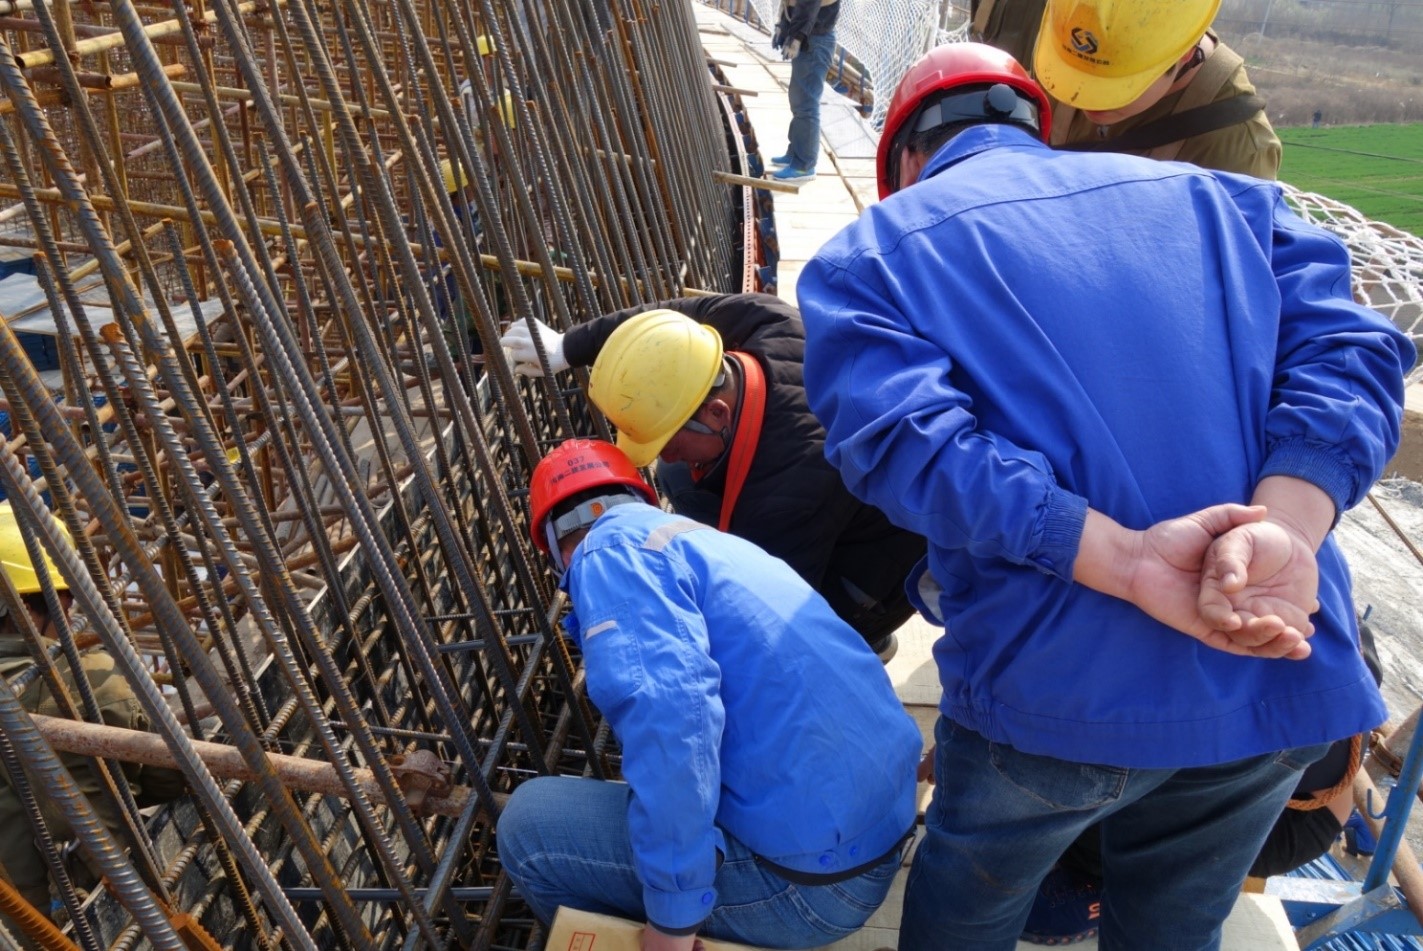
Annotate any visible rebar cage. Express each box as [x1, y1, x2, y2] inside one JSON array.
[[0, 0, 768, 947]]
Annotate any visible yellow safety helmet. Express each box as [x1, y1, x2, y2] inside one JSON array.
[[0, 501, 68, 596], [494, 90, 517, 130], [441, 158, 469, 193], [476, 34, 496, 57], [1033, 0, 1221, 112], [588, 310, 724, 468]]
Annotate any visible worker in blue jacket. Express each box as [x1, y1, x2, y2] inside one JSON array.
[[497, 438, 920, 951], [796, 43, 1414, 951]]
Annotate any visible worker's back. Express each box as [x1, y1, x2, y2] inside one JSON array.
[[561, 502, 921, 873], [800, 123, 1407, 768]]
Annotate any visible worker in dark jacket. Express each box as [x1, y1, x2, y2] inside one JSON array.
[[499, 294, 925, 659]]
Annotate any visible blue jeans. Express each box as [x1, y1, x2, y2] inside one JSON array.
[[497, 776, 900, 949], [785, 31, 836, 171], [899, 716, 1329, 951]]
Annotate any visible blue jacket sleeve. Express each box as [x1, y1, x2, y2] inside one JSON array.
[[798, 257, 1087, 580], [1258, 190, 1415, 513], [568, 545, 726, 933]]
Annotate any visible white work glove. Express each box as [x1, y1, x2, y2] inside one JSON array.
[[499, 317, 568, 377], [783, 37, 801, 60]]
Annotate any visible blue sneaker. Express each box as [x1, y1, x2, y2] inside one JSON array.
[[770, 165, 815, 184], [769, 154, 793, 167], [1021, 865, 1102, 946], [1344, 810, 1377, 856]]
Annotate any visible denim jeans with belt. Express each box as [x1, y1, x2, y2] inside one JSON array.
[[498, 775, 901, 949], [785, 31, 837, 172], [899, 715, 1329, 951]]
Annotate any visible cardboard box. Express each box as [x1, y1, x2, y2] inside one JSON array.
[[545, 907, 763, 951]]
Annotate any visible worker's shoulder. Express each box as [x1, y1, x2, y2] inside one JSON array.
[[23, 647, 144, 720], [72, 648, 141, 709], [686, 292, 803, 332], [1179, 42, 1282, 179], [1175, 122, 1281, 180], [582, 504, 712, 555], [721, 291, 795, 312]]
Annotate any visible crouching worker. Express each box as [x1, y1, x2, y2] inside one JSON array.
[[500, 299, 926, 661], [497, 439, 921, 951], [0, 503, 185, 930]]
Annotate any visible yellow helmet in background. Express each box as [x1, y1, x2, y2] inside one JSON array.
[[441, 158, 469, 193], [1033, 0, 1221, 112], [588, 310, 724, 467], [0, 501, 68, 596], [494, 90, 517, 130], [469, 36, 515, 129]]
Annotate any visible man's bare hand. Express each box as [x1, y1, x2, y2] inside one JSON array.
[[1199, 519, 1319, 657], [1116, 503, 1309, 659]]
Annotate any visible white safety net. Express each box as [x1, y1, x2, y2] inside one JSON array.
[[1284, 185, 1423, 384]]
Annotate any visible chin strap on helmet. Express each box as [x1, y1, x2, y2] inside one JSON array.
[[545, 490, 643, 574]]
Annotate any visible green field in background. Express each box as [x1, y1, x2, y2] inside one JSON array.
[[1278, 124, 1423, 236]]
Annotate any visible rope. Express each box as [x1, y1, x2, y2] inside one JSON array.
[[1288, 732, 1364, 811]]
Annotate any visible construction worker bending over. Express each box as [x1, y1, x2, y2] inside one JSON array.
[[497, 439, 920, 951], [971, 0, 1280, 178], [796, 43, 1413, 950], [499, 295, 925, 661], [0, 503, 185, 928]]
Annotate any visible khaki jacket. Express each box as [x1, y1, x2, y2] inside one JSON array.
[[0, 635, 185, 912], [1049, 39, 1282, 180]]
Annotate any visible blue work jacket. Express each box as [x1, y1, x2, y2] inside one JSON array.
[[797, 124, 1414, 769], [559, 504, 920, 933]]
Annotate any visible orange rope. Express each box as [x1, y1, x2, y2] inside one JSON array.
[[1287, 732, 1363, 811]]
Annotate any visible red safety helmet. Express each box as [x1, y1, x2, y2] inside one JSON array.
[[528, 439, 657, 553], [876, 42, 1052, 199]]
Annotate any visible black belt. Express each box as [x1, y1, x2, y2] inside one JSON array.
[[755, 827, 914, 886]]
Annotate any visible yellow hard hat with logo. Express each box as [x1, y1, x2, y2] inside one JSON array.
[[0, 501, 68, 596], [588, 310, 724, 468], [1033, 0, 1221, 112]]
